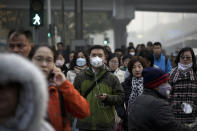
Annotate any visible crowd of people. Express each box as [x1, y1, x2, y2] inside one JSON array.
[[0, 28, 197, 131]]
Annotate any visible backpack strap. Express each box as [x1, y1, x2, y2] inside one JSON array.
[[164, 55, 169, 72], [58, 90, 66, 128], [165, 56, 168, 66], [84, 71, 108, 98]]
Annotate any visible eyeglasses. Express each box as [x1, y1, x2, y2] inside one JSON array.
[[33, 56, 54, 65], [180, 56, 192, 60]]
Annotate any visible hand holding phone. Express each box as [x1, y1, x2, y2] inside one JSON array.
[[49, 66, 66, 87], [96, 93, 107, 100]]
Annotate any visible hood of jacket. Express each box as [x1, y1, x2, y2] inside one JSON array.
[[0, 54, 52, 131]]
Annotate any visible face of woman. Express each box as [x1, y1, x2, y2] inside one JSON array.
[[179, 51, 192, 65], [132, 61, 143, 78], [109, 57, 119, 71], [69, 53, 74, 62], [32, 47, 54, 77], [57, 54, 65, 61]]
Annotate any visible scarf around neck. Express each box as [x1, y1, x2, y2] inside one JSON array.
[[128, 77, 143, 114], [178, 62, 193, 71]]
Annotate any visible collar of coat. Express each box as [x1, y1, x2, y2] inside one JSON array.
[[85, 64, 109, 78], [143, 88, 168, 100], [170, 67, 197, 83]]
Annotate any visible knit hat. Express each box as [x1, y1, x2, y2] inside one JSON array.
[[143, 67, 170, 89]]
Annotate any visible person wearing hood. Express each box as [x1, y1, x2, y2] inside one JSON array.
[[29, 45, 90, 131], [0, 53, 54, 131], [128, 67, 194, 131], [169, 47, 197, 124], [74, 45, 124, 131]]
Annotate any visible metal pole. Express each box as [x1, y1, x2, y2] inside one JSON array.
[[47, 0, 52, 46], [33, 27, 38, 45], [75, 0, 83, 39], [182, 13, 185, 47], [61, 0, 66, 44]]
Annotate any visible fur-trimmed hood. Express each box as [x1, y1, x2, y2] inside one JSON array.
[[0, 53, 54, 131]]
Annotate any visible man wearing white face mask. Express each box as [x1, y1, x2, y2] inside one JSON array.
[[128, 67, 194, 131], [169, 47, 197, 125], [74, 45, 124, 131]]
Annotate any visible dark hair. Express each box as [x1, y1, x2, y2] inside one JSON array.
[[0, 81, 22, 89], [136, 44, 141, 49], [29, 45, 55, 61], [136, 44, 142, 55], [115, 48, 123, 53], [104, 46, 112, 60], [129, 42, 134, 47], [107, 53, 121, 67], [69, 51, 75, 55], [8, 29, 33, 42], [141, 44, 145, 49], [57, 42, 63, 46], [127, 56, 146, 75], [175, 47, 197, 72], [69, 49, 89, 70], [122, 55, 131, 62], [147, 41, 153, 46], [104, 45, 112, 53], [153, 42, 162, 47], [89, 45, 106, 56], [128, 46, 136, 54], [54, 51, 66, 61], [139, 49, 154, 67]]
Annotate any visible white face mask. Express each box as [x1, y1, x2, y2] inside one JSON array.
[[76, 58, 86, 67], [158, 84, 172, 98], [55, 60, 64, 67], [90, 56, 103, 68], [129, 52, 135, 56], [178, 62, 193, 71]]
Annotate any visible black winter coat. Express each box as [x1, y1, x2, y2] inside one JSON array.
[[128, 88, 192, 131], [122, 75, 133, 108], [116, 76, 132, 119], [115, 76, 133, 131]]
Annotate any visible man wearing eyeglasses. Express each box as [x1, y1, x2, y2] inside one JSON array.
[[8, 29, 34, 58], [153, 42, 172, 73]]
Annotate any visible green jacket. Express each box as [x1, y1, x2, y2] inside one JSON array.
[[74, 66, 124, 130]]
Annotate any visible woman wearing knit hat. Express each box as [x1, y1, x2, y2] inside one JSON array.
[[128, 67, 195, 131]]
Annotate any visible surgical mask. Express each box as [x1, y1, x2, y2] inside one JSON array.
[[129, 52, 135, 56], [158, 84, 171, 98], [90, 56, 103, 68], [76, 58, 86, 67], [55, 60, 64, 67], [178, 63, 193, 71]]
